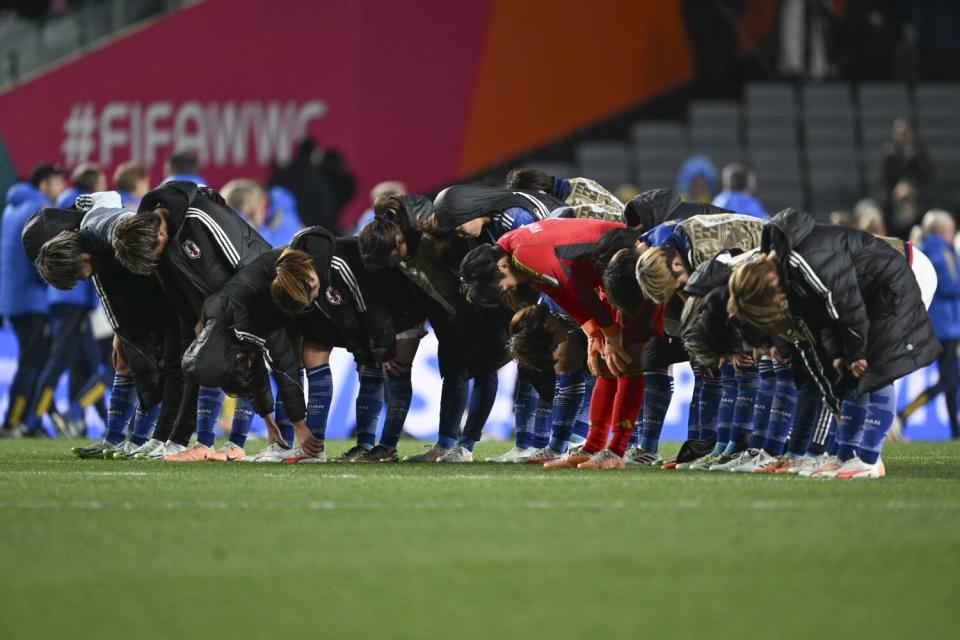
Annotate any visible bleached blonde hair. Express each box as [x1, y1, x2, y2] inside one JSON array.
[[635, 247, 678, 304]]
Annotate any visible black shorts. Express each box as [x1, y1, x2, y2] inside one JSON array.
[[641, 335, 689, 372]]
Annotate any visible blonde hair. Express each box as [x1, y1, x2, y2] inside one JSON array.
[[727, 258, 788, 333], [921, 209, 955, 237], [221, 179, 265, 213], [271, 248, 316, 314], [112, 161, 148, 193], [635, 247, 678, 303]]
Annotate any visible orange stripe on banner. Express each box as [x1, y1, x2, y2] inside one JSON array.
[[459, 0, 695, 176]]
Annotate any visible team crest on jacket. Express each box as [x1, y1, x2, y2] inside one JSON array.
[[325, 287, 342, 305], [182, 239, 201, 259]]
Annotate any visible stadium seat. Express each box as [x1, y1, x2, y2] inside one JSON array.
[[576, 142, 631, 190], [525, 161, 574, 179], [802, 83, 854, 116], [631, 121, 688, 153], [745, 83, 797, 121]]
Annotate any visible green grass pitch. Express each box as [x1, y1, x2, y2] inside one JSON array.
[[1, 439, 959, 640]]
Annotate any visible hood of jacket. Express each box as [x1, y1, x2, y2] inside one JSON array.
[[5, 182, 44, 208], [289, 226, 337, 275], [762, 207, 816, 254], [433, 185, 563, 232], [683, 257, 731, 298], [623, 189, 681, 230], [21, 207, 84, 261]]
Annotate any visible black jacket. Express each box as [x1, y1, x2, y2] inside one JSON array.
[[21, 200, 168, 407], [764, 208, 940, 397], [138, 181, 271, 302], [623, 188, 732, 230], [183, 249, 305, 422], [290, 226, 396, 364], [432, 185, 564, 232]]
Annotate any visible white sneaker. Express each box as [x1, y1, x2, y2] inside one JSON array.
[[624, 446, 664, 466], [835, 457, 886, 479], [130, 438, 164, 459], [732, 449, 773, 473], [780, 454, 815, 474], [437, 445, 473, 463], [520, 446, 565, 465], [486, 446, 535, 463], [805, 454, 845, 478], [403, 443, 451, 463], [709, 450, 753, 472], [246, 442, 299, 463], [144, 441, 186, 461], [71, 439, 122, 459], [794, 453, 827, 476], [108, 441, 139, 459], [284, 447, 328, 464]]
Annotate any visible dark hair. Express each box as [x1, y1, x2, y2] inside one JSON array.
[[113, 210, 165, 275], [359, 217, 403, 270], [722, 162, 750, 192], [459, 244, 506, 307], [166, 150, 199, 175], [36, 231, 86, 289], [681, 288, 740, 367], [592, 226, 643, 273], [373, 195, 403, 221], [603, 246, 646, 315], [71, 163, 103, 192], [113, 162, 149, 193], [505, 168, 552, 192], [508, 305, 559, 371], [272, 248, 317, 314], [223, 345, 258, 395]]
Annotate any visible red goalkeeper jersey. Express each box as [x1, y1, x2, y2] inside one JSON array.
[[497, 218, 624, 327]]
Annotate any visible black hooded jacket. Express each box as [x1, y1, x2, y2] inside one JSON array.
[[432, 185, 564, 233], [138, 181, 271, 306], [21, 199, 167, 407], [290, 227, 396, 364], [182, 249, 305, 421], [764, 208, 940, 397], [623, 188, 732, 230]]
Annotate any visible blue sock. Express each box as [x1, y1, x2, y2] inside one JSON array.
[[276, 398, 295, 449], [714, 364, 738, 453], [380, 368, 413, 449], [228, 397, 255, 448], [837, 393, 869, 461], [438, 376, 468, 449], [105, 374, 138, 444], [764, 364, 797, 455], [548, 371, 585, 453], [640, 371, 672, 453], [196, 386, 225, 447], [571, 375, 594, 444], [788, 388, 828, 456], [130, 403, 160, 446], [860, 385, 895, 464], [687, 371, 703, 440], [724, 366, 758, 456], [532, 397, 553, 449], [749, 359, 775, 450], [514, 373, 538, 450], [306, 364, 333, 440], [355, 366, 385, 450], [698, 375, 722, 441], [459, 372, 498, 451], [824, 421, 839, 456]]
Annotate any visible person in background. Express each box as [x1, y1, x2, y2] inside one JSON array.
[[881, 118, 934, 206], [112, 162, 149, 208], [888, 181, 922, 239], [353, 181, 406, 235], [221, 179, 303, 248], [162, 150, 206, 186], [830, 210, 854, 227], [0, 162, 66, 436], [711, 163, 768, 219], [269, 138, 355, 232], [56, 164, 106, 210], [898, 210, 960, 439], [676, 154, 718, 204]]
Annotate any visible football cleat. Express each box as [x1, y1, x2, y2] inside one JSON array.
[[354, 444, 399, 463], [206, 442, 245, 462], [624, 446, 664, 466], [835, 457, 885, 479], [577, 449, 626, 470], [436, 445, 473, 463], [804, 455, 845, 478], [165, 443, 213, 462], [72, 439, 122, 459], [522, 447, 566, 465], [544, 451, 593, 469], [336, 445, 369, 463], [403, 443, 451, 463], [486, 446, 535, 463]]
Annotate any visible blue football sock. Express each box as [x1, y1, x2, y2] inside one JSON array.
[[438, 376, 468, 449], [764, 364, 797, 455], [837, 392, 869, 461], [306, 364, 333, 440], [714, 364, 738, 454], [687, 371, 703, 440], [724, 366, 758, 456], [130, 402, 160, 446], [698, 375, 722, 442], [275, 398, 295, 449], [228, 397, 255, 448], [788, 388, 827, 456], [105, 374, 138, 445], [749, 359, 775, 450], [640, 371, 672, 453], [860, 385, 895, 464], [459, 372, 498, 451], [571, 375, 594, 444], [532, 397, 553, 449], [380, 367, 413, 449], [513, 372, 538, 450], [548, 371, 585, 453], [195, 386, 225, 448], [355, 366, 385, 450]]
